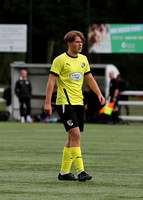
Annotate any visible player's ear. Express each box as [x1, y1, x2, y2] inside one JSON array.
[[67, 41, 71, 46]]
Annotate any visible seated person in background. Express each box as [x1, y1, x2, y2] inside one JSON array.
[[34, 85, 57, 122]]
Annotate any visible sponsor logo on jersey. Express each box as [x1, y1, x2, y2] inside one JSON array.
[[67, 119, 73, 126], [81, 62, 86, 68], [69, 72, 82, 81]]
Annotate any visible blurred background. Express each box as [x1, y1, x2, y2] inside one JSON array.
[[0, 0, 143, 88], [0, 0, 143, 122]]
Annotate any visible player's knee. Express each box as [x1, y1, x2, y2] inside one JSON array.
[[68, 128, 80, 141]]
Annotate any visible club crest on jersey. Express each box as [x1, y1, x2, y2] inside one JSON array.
[[70, 72, 82, 81], [67, 119, 73, 126], [81, 62, 85, 68]]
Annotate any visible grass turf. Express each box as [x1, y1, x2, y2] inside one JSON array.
[[0, 122, 143, 200]]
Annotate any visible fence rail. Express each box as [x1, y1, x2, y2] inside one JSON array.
[[119, 116, 143, 121], [118, 101, 143, 106], [121, 91, 143, 96], [119, 90, 143, 121], [0, 88, 4, 93]]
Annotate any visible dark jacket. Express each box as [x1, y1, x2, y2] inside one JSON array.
[[109, 78, 119, 99], [15, 77, 32, 98]]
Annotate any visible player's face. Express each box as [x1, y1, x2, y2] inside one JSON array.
[[68, 36, 83, 54]]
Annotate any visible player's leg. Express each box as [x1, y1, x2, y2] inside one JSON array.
[[57, 105, 92, 181], [69, 127, 92, 181], [68, 126, 83, 169], [70, 106, 92, 181], [57, 105, 77, 180], [59, 134, 73, 176], [58, 134, 77, 180], [57, 105, 80, 180]]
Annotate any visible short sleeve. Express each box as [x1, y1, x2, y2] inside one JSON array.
[[84, 57, 91, 75], [50, 56, 63, 76]]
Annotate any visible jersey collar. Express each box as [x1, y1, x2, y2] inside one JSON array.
[[66, 52, 78, 58]]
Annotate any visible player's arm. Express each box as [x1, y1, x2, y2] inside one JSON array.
[[85, 73, 105, 105], [44, 74, 57, 116]]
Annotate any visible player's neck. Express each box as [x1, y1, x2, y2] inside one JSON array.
[[67, 50, 78, 58]]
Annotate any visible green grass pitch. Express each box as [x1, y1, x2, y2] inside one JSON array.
[[0, 122, 143, 200]]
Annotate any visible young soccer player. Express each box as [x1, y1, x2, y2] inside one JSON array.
[[44, 30, 105, 181]]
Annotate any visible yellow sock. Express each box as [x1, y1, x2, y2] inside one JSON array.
[[61, 147, 73, 172], [70, 147, 84, 173]]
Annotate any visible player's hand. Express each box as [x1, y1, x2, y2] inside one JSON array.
[[44, 104, 52, 116], [98, 94, 105, 105]]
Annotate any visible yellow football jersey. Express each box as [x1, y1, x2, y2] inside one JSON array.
[[50, 52, 90, 105]]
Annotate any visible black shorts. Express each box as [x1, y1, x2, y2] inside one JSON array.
[[56, 105, 84, 132]]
